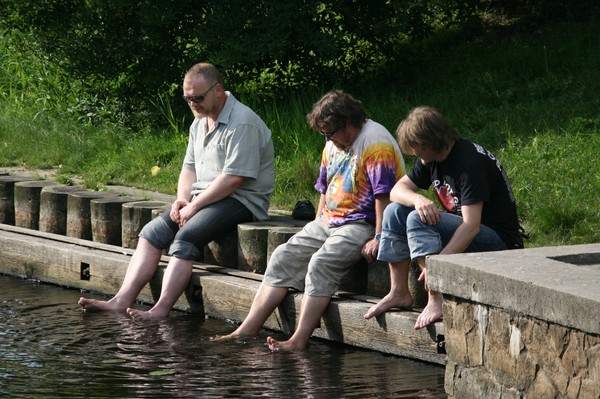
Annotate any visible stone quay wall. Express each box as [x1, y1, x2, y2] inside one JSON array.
[[0, 171, 444, 364], [428, 245, 600, 399]]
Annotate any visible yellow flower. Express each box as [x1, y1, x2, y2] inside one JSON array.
[[151, 166, 161, 176]]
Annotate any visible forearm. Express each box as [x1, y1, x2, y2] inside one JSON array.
[[373, 194, 390, 234], [391, 190, 429, 208], [190, 173, 244, 211], [440, 222, 480, 254], [176, 168, 196, 202], [359, 194, 389, 263], [390, 175, 424, 207], [441, 202, 484, 254]]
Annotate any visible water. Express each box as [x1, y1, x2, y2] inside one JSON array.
[[0, 274, 446, 398]]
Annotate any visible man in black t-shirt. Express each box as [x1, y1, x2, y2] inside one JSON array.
[[364, 106, 523, 330]]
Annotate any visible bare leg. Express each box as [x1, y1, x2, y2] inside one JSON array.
[[414, 257, 443, 329], [364, 259, 413, 319], [127, 255, 193, 319], [414, 290, 443, 329], [218, 283, 289, 339], [78, 238, 162, 311], [267, 294, 330, 352]]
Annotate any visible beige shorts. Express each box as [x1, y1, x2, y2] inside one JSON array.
[[263, 218, 374, 297]]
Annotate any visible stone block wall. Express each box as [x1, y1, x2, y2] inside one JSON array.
[[443, 297, 600, 399]]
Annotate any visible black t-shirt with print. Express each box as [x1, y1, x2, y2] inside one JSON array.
[[408, 138, 523, 249]]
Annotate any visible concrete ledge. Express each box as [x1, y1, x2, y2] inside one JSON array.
[[429, 245, 600, 398], [427, 244, 600, 336]]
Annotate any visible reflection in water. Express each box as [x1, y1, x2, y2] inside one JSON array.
[[0, 275, 446, 398]]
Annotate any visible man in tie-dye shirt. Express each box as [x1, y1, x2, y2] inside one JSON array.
[[222, 90, 405, 351]]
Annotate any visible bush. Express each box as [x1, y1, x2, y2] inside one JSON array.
[[0, 0, 484, 127]]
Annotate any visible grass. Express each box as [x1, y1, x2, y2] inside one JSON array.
[[1, 17, 600, 248]]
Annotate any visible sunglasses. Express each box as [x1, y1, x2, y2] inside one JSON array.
[[182, 82, 219, 104], [319, 126, 340, 139]]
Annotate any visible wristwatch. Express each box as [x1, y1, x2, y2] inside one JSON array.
[[374, 233, 381, 242]]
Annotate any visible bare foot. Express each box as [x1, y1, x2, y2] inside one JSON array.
[[211, 331, 252, 341], [363, 291, 413, 320], [266, 336, 305, 352], [414, 292, 443, 330], [211, 333, 234, 341], [78, 296, 127, 311], [126, 307, 168, 320]]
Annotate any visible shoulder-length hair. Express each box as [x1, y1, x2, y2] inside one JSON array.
[[396, 106, 460, 153], [306, 90, 367, 131]]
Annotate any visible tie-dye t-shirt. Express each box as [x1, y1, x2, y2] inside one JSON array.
[[314, 119, 405, 227]]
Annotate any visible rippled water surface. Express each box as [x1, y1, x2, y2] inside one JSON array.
[[0, 275, 446, 398]]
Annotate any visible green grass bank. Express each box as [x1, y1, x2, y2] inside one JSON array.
[[1, 18, 600, 248]]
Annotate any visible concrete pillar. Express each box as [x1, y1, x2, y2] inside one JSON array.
[[367, 259, 427, 307], [0, 176, 35, 225], [339, 258, 368, 294], [66, 191, 116, 240], [409, 260, 428, 308], [151, 205, 171, 219], [266, 226, 302, 263], [14, 180, 60, 230], [204, 228, 238, 267], [121, 201, 170, 249], [90, 196, 142, 245], [39, 185, 85, 235], [237, 222, 290, 273]]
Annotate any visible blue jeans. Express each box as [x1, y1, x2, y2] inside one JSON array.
[[377, 203, 506, 262], [140, 197, 253, 260]]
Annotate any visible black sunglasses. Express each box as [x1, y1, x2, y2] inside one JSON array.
[[319, 126, 340, 138], [182, 82, 219, 104]]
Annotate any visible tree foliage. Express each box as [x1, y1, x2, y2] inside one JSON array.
[[2, 0, 592, 127]]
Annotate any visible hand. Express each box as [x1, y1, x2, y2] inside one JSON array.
[[170, 199, 188, 225], [177, 204, 197, 227], [361, 238, 379, 263], [414, 195, 440, 225]]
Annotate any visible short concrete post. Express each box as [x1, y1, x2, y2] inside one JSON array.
[[121, 201, 170, 249], [204, 228, 238, 267], [367, 260, 390, 298], [339, 258, 368, 294], [408, 260, 427, 308], [237, 222, 289, 273], [367, 259, 427, 307], [39, 185, 85, 235], [14, 180, 60, 230], [66, 191, 116, 240], [0, 176, 35, 225], [266, 226, 302, 263], [90, 196, 142, 245], [151, 205, 171, 219]]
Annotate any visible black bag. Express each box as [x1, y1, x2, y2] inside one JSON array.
[[292, 200, 316, 220]]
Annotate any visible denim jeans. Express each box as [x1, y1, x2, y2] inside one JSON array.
[[377, 203, 506, 262], [140, 197, 253, 260]]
